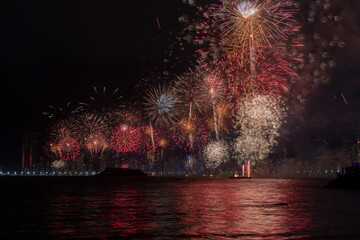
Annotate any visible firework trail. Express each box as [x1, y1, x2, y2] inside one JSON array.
[[144, 84, 179, 154], [173, 69, 204, 119], [138, 126, 159, 155], [198, 73, 226, 140], [172, 118, 208, 152]]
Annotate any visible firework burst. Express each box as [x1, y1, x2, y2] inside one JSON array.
[[138, 126, 159, 155], [58, 137, 81, 160], [79, 86, 123, 116], [203, 140, 230, 170], [144, 84, 179, 127], [44, 141, 60, 159], [49, 119, 75, 142], [173, 69, 204, 119], [216, 0, 298, 56], [73, 112, 109, 140], [51, 160, 65, 169], [198, 73, 226, 105], [110, 125, 141, 153], [51, 160, 66, 169], [172, 118, 208, 152], [234, 94, 286, 166], [42, 102, 81, 119], [84, 131, 108, 154]]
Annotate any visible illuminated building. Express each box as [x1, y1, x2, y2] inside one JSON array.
[[21, 132, 37, 172]]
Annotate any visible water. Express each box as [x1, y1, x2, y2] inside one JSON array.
[[1, 177, 360, 239]]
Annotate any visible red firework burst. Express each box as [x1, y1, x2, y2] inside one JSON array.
[[110, 125, 141, 153], [58, 137, 80, 160], [172, 118, 208, 152], [84, 131, 108, 154]]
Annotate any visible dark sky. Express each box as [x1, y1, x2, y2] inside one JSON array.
[[1, 0, 360, 170], [0, 0, 185, 170]]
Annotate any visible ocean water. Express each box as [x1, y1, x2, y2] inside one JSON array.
[[1, 177, 360, 239]]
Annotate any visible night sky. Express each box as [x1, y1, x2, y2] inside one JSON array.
[[1, 0, 360, 170]]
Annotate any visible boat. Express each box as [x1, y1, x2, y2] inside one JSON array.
[[229, 172, 251, 179], [229, 176, 251, 179], [230, 161, 252, 179]]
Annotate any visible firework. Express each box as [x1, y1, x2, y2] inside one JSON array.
[[110, 125, 141, 153], [183, 155, 196, 171], [172, 118, 207, 152], [198, 73, 226, 105], [173, 69, 204, 119], [138, 126, 158, 155], [49, 119, 75, 142], [221, 49, 297, 110], [42, 102, 81, 119], [84, 131, 108, 154], [51, 160, 66, 169], [44, 141, 60, 159], [218, 1, 296, 50], [73, 112, 109, 140], [79, 86, 123, 116], [113, 103, 141, 127], [210, 0, 298, 65], [203, 140, 230, 170], [144, 84, 179, 128], [198, 73, 226, 140], [234, 94, 286, 166], [58, 137, 81, 160]]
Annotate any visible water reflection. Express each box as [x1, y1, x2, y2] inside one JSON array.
[[4, 178, 359, 239], [105, 179, 313, 239]]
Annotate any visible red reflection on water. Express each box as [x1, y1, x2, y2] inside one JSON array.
[[43, 179, 314, 239], [171, 179, 312, 238], [108, 189, 150, 236]]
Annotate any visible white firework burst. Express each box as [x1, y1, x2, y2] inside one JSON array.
[[203, 140, 230, 170], [51, 160, 66, 169], [234, 94, 286, 166]]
